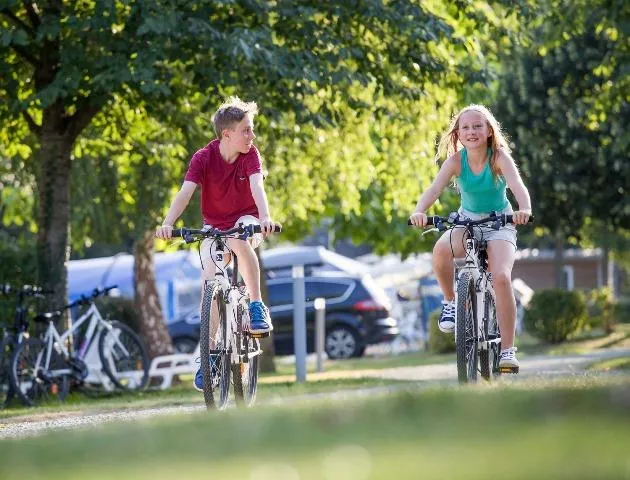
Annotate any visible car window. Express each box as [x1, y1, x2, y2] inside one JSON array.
[[306, 280, 351, 301], [267, 281, 293, 306]]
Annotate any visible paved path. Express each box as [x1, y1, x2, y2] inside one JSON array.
[[1, 348, 628, 440]]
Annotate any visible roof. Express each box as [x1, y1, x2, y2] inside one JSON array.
[[514, 248, 603, 262], [261, 245, 368, 275]]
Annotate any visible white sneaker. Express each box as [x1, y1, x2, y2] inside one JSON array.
[[438, 300, 456, 333], [499, 347, 520, 372]]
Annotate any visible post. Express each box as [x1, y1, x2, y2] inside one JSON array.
[[314, 297, 326, 373], [292, 265, 306, 382]]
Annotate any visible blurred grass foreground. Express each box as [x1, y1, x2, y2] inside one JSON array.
[[1, 376, 629, 480]]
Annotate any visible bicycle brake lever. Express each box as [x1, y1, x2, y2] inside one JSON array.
[[421, 228, 439, 237]]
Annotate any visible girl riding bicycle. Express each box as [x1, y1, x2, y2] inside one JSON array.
[[409, 104, 532, 371]]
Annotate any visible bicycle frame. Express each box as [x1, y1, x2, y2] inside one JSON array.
[[454, 229, 499, 353], [206, 239, 262, 365], [38, 303, 124, 380]]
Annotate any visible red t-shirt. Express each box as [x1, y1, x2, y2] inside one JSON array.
[[184, 139, 262, 229]]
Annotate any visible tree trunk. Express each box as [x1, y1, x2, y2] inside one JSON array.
[[256, 246, 276, 373], [36, 124, 74, 310], [133, 230, 173, 359], [554, 231, 565, 289]]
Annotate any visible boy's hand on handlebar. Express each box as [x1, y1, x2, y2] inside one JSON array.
[[409, 212, 428, 228], [512, 209, 532, 225], [155, 224, 173, 240], [259, 216, 277, 237]]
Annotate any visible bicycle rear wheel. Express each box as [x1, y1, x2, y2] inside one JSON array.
[[10, 337, 70, 406], [456, 271, 478, 383], [99, 321, 150, 391], [199, 282, 231, 410], [480, 291, 499, 380]]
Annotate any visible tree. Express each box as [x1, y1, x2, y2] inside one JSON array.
[[494, 0, 630, 286]]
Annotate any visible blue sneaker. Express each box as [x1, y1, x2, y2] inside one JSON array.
[[193, 354, 221, 392], [249, 300, 273, 334]]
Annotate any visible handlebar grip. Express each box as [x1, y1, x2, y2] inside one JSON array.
[[408, 217, 437, 226], [172, 228, 183, 237], [252, 225, 282, 233], [506, 214, 535, 224]]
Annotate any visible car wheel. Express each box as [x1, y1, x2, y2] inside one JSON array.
[[325, 325, 361, 360], [172, 337, 198, 354]]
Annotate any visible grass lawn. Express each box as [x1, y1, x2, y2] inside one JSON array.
[[1, 375, 629, 480], [517, 323, 630, 356]]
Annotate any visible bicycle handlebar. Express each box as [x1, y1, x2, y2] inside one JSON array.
[[172, 224, 282, 244], [408, 212, 534, 228], [1, 284, 50, 297]]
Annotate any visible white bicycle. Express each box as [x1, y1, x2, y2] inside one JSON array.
[[10, 286, 149, 405], [412, 211, 532, 383], [173, 223, 281, 410]]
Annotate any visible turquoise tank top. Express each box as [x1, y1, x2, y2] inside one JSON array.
[[457, 148, 509, 213]]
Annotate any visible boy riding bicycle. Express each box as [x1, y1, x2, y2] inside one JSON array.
[[409, 105, 532, 372], [155, 96, 279, 390]]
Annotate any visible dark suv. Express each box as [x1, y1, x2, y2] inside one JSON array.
[[167, 272, 398, 359], [268, 273, 398, 358]]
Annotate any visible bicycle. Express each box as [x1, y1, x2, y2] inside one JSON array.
[[410, 211, 533, 383], [10, 286, 150, 406], [172, 223, 281, 410], [0, 284, 47, 407]]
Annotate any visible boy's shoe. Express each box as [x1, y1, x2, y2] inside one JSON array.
[[498, 347, 519, 372], [249, 300, 273, 334], [438, 300, 456, 333], [193, 354, 221, 392]]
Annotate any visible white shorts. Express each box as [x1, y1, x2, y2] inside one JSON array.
[[456, 207, 517, 248], [199, 215, 262, 279]]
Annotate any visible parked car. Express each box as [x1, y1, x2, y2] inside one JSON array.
[[168, 272, 399, 359]]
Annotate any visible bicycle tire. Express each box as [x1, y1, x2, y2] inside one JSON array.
[[456, 271, 478, 383], [10, 337, 70, 406], [199, 282, 231, 410], [99, 321, 150, 391], [232, 323, 260, 407], [480, 291, 499, 380], [0, 337, 16, 407]]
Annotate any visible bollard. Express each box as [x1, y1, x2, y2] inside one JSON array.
[[292, 265, 306, 382], [314, 297, 326, 373]]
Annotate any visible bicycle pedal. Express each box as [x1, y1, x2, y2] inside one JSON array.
[[250, 332, 269, 339], [498, 366, 519, 374]]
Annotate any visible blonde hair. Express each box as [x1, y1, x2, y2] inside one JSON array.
[[436, 104, 511, 177], [212, 96, 258, 138]]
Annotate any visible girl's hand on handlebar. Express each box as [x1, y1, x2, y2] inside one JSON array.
[[512, 209, 532, 225], [409, 212, 428, 228], [155, 224, 173, 240]]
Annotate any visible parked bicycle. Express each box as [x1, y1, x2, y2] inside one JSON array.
[[410, 211, 533, 383], [10, 286, 149, 406], [0, 284, 47, 407], [173, 223, 281, 410]]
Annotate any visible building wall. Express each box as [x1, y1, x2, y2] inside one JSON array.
[[512, 259, 601, 291]]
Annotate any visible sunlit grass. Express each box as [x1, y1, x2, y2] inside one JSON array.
[[1, 376, 629, 480]]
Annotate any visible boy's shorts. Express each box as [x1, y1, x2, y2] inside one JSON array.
[[456, 207, 517, 249], [199, 215, 263, 278]]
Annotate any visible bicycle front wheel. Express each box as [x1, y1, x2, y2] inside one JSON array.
[[99, 321, 150, 391], [456, 271, 478, 383], [199, 282, 231, 410]]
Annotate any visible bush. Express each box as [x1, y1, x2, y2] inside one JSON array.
[[427, 309, 456, 354], [586, 287, 615, 333], [523, 289, 587, 344]]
